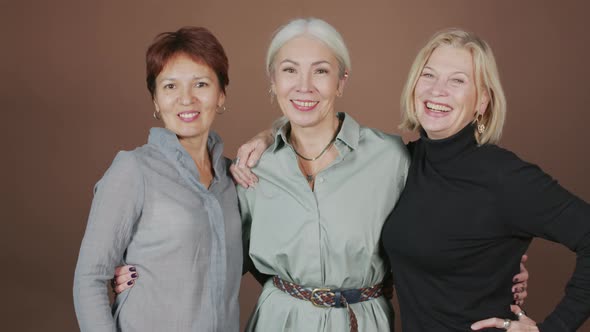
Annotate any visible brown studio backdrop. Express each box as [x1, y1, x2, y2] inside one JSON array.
[[5, 0, 590, 331]]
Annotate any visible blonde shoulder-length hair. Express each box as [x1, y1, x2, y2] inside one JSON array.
[[399, 28, 506, 145]]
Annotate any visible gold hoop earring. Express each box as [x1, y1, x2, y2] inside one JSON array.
[[475, 112, 485, 134], [216, 105, 227, 115], [153, 110, 161, 120]]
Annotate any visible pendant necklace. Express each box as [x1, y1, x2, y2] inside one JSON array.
[[297, 157, 317, 183], [291, 117, 343, 183]]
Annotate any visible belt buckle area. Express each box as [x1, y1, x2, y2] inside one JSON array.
[[310, 288, 333, 308]]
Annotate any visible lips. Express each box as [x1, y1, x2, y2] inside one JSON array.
[[425, 101, 452, 112], [177, 111, 200, 122], [291, 99, 319, 112], [423, 101, 453, 117]]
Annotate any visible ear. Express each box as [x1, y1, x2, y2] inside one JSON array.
[[337, 71, 349, 96], [478, 90, 490, 115], [153, 97, 160, 113], [217, 91, 226, 108], [269, 74, 277, 95]]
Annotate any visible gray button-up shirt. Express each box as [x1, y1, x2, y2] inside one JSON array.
[[74, 128, 242, 332]]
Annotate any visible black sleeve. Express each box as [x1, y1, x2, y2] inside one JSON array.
[[497, 149, 590, 331]]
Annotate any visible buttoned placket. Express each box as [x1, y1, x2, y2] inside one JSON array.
[[157, 132, 228, 331]]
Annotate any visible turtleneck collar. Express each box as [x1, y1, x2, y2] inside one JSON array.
[[420, 123, 478, 165]]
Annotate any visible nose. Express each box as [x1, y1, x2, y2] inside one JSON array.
[[430, 77, 448, 97], [179, 85, 195, 105], [296, 71, 312, 93]]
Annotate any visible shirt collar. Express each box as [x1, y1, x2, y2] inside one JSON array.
[[148, 127, 225, 176], [271, 112, 360, 152]]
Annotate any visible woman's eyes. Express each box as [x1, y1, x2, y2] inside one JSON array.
[[281, 67, 330, 74], [420, 73, 465, 85], [162, 82, 208, 89]]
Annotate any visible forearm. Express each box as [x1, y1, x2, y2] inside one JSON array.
[[538, 232, 590, 331], [73, 271, 117, 332]]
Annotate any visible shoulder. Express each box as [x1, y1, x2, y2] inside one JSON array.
[[476, 144, 531, 170], [359, 126, 409, 160], [100, 147, 147, 183], [471, 144, 550, 190]]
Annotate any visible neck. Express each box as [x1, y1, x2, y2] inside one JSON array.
[[289, 114, 340, 156], [179, 132, 210, 165]]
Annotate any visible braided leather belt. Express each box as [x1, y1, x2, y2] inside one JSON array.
[[272, 276, 383, 332]]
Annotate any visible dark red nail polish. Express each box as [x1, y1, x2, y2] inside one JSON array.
[[131, 273, 138, 278], [127, 280, 134, 285], [129, 267, 136, 272], [513, 278, 519, 282]]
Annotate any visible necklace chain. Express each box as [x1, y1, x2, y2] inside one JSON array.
[[292, 139, 335, 161], [290, 117, 343, 162], [290, 117, 343, 183]]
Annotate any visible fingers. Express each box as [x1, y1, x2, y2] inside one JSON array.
[[246, 141, 267, 168], [510, 305, 522, 315], [114, 265, 135, 277], [230, 163, 258, 188], [512, 267, 528, 306], [471, 317, 505, 330], [512, 280, 527, 292], [236, 129, 274, 169], [514, 289, 528, 305], [230, 164, 251, 188], [514, 267, 529, 284], [112, 266, 137, 294], [514, 254, 529, 284], [472, 310, 538, 331], [236, 142, 259, 169]]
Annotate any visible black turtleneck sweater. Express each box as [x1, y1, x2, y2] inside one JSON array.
[[382, 124, 590, 331]]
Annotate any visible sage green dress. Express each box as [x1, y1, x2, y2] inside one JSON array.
[[238, 113, 410, 331]]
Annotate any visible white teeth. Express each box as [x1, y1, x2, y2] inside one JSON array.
[[292, 100, 318, 107], [426, 102, 451, 112], [179, 112, 199, 118]]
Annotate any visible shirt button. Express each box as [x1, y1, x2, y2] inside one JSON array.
[[317, 177, 325, 183]]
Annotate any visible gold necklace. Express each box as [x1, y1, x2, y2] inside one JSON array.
[[290, 117, 343, 162], [297, 153, 322, 183]]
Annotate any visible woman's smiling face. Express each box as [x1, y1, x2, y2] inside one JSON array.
[[414, 45, 483, 140], [271, 35, 345, 129]]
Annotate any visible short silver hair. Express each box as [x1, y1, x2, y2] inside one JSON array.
[[266, 18, 351, 79]]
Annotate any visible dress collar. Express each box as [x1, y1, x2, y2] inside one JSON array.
[[420, 123, 478, 164]]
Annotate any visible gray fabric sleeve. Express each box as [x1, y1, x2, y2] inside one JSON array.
[[73, 151, 144, 332]]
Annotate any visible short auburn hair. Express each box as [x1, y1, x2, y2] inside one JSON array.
[[146, 26, 229, 98]]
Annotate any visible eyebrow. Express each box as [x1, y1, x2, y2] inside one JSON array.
[[279, 59, 332, 66], [158, 75, 212, 82], [423, 65, 469, 76]]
